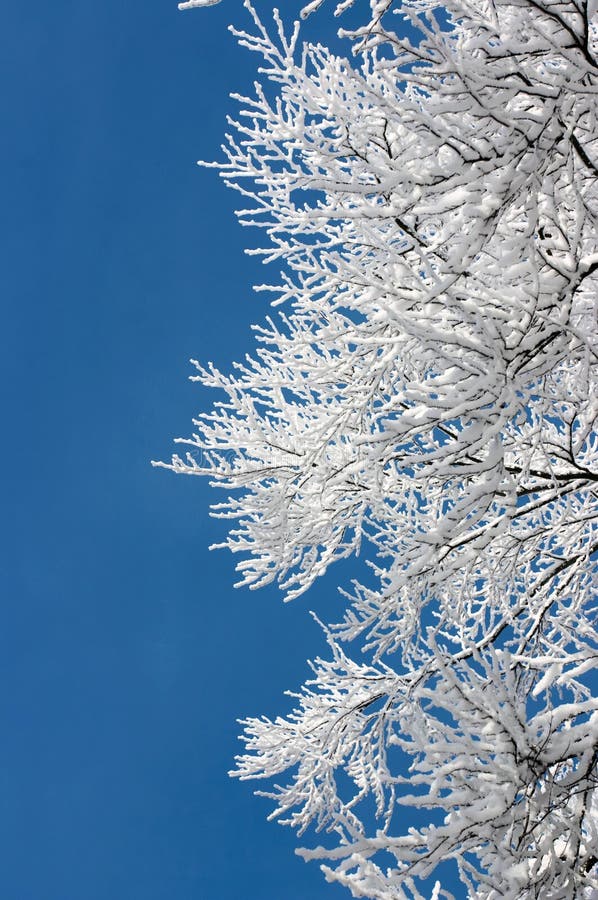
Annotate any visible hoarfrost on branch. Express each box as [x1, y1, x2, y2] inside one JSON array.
[[157, 0, 598, 895]]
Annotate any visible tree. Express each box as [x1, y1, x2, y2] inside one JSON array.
[[155, 0, 598, 896]]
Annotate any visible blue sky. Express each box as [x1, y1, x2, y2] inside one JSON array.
[[2, 1, 464, 898], [1, 1, 362, 898]]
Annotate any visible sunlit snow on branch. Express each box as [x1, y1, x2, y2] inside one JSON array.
[[159, 0, 598, 895], [177, 0, 221, 10]]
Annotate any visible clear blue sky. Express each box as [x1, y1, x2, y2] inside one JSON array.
[[2, 2, 460, 899], [0, 1, 356, 898]]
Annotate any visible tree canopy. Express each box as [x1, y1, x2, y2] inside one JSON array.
[[156, 0, 598, 895]]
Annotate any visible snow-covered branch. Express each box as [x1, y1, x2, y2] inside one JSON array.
[[159, 0, 598, 894]]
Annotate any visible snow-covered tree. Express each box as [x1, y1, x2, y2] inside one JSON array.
[[156, 0, 598, 895]]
